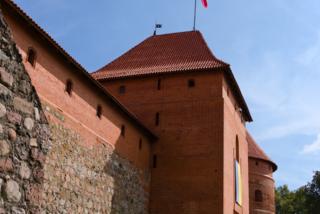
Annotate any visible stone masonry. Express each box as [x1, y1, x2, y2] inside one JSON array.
[[0, 9, 50, 213], [41, 124, 147, 214]]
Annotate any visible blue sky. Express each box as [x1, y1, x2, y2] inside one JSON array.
[[13, 0, 320, 189]]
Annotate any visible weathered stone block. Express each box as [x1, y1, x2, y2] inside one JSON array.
[[0, 103, 6, 117], [0, 140, 10, 156], [0, 158, 13, 172], [8, 128, 17, 141], [34, 107, 40, 121], [0, 67, 13, 87], [0, 208, 5, 214], [19, 161, 31, 179], [30, 138, 38, 147], [24, 117, 34, 130], [13, 97, 33, 115], [5, 180, 21, 202]]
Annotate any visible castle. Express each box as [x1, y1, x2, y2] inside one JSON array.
[[0, 0, 277, 213]]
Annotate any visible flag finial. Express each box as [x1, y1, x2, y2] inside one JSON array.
[[153, 23, 162, 36]]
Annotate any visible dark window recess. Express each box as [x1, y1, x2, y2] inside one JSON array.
[[119, 85, 126, 94], [188, 79, 195, 88], [27, 48, 37, 66], [255, 161, 259, 166], [139, 138, 142, 150], [153, 155, 157, 168], [155, 112, 160, 126], [121, 125, 125, 137], [236, 135, 240, 162], [157, 79, 161, 90], [65, 80, 73, 96], [255, 190, 263, 202], [96, 105, 102, 119]]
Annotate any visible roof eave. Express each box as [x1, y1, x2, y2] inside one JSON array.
[[223, 66, 253, 122]]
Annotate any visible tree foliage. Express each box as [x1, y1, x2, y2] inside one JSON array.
[[276, 171, 320, 214]]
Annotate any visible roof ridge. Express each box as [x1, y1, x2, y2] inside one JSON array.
[[151, 30, 200, 37], [92, 30, 229, 78]]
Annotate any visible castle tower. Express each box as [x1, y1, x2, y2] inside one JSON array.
[[93, 31, 253, 214], [247, 132, 277, 214]]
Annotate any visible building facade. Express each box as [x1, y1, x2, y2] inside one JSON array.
[[0, 0, 277, 213]]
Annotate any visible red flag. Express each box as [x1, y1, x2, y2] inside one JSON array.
[[201, 0, 208, 8]]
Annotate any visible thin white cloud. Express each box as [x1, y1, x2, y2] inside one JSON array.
[[303, 134, 320, 154], [242, 33, 320, 143]]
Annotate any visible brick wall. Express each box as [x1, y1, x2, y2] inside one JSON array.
[[102, 71, 235, 214], [222, 77, 249, 214], [249, 158, 275, 214]]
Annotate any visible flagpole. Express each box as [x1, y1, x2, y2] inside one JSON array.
[[193, 0, 197, 31]]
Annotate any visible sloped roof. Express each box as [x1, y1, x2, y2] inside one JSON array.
[[1, 0, 157, 140], [247, 131, 277, 172], [92, 31, 253, 122], [92, 31, 229, 79]]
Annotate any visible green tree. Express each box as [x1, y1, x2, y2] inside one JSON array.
[[276, 185, 296, 214], [304, 171, 320, 213], [276, 171, 320, 214]]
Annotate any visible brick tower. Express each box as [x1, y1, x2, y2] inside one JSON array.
[[93, 31, 254, 214], [247, 132, 277, 214]]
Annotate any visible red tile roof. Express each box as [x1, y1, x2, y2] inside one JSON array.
[[247, 131, 277, 171], [92, 31, 229, 80], [93, 31, 253, 122]]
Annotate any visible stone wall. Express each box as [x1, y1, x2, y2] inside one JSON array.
[[0, 9, 50, 213], [0, 7, 148, 214], [41, 122, 147, 214]]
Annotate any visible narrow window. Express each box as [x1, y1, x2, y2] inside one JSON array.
[[153, 155, 157, 168], [188, 79, 195, 88], [255, 190, 263, 202], [255, 161, 259, 166], [155, 112, 160, 126], [236, 135, 240, 162], [121, 125, 125, 137], [119, 85, 126, 94], [96, 105, 102, 119], [157, 79, 161, 90], [65, 79, 73, 96], [139, 138, 142, 150], [27, 48, 37, 67]]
